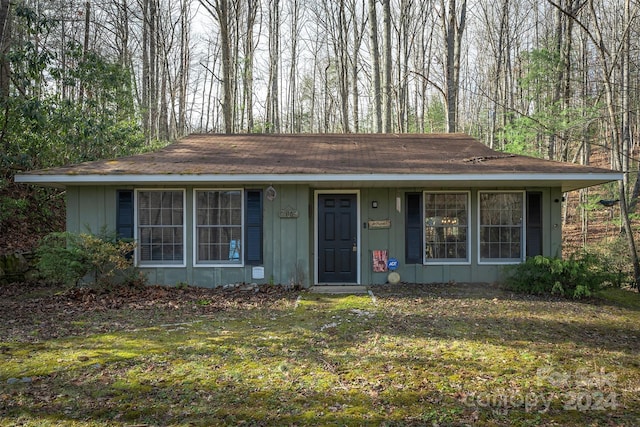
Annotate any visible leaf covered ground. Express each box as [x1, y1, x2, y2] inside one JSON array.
[[0, 282, 638, 426]]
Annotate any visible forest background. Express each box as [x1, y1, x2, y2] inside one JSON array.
[[0, 0, 638, 285]]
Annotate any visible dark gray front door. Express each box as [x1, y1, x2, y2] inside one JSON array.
[[318, 194, 358, 283]]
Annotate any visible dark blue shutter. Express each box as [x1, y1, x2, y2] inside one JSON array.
[[405, 193, 422, 264], [116, 190, 134, 239], [245, 190, 263, 264], [526, 192, 543, 257]]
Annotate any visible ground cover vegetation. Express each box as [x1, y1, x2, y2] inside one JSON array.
[[0, 281, 638, 426]]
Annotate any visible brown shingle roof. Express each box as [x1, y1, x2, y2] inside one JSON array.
[[16, 133, 621, 191]]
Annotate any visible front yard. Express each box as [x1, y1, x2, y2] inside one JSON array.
[[0, 282, 638, 426]]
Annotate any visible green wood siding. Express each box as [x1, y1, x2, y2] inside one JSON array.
[[263, 184, 310, 287], [65, 184, 563, 287], [66, 185, 311, 287], [66, 186, 116, 234], [356, 188, 562, 285]]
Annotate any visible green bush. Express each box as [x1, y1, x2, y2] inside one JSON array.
[[503, 254, 615, 299], [35, 232, 88, 286], [36, 231, 139, 287]]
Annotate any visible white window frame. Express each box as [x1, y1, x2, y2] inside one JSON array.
[[423, 191, 471, 265], [134, 188, 187, 268], [477, 190, 526, 265], [193, 188, 245, 267]]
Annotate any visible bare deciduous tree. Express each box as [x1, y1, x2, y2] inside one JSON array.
[[200, 0, 234, 134], [368, 0, 382, 133], [440, 0, 466, 133]]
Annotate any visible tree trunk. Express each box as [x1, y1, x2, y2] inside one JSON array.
[[159, 60, 169, 140], [78, 2, 90, 110], [0, 0, 11, 152], [368, 0, 382, 133], [338, 0, 350, 133], [117, 0, 130, 66], [287, 0, 299, 133], [349, 0, 362, 133], [177, 0, 190, 137], [219, 0, 233, 134], [200, 0, 234, 134], [0, 0, 9, 99], [149, 0, 158, 139], [243, 0, 257, 133], [266, 0, 280, 133], [441, 0, 467, 133], [396, 0, 409, 133], [559, 0, 575, 162], [579, 34, 591, 245], [488, 0, 508, 149], [621, 0, 631, 190], [382, 0, 392, 132], [142, 0, 150, 140], [629, 164, 640, 212]]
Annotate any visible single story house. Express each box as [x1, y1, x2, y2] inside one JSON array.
[[16, 133, 622, 287]]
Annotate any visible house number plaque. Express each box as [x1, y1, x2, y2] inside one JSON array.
[[279, 206, 299, 218]]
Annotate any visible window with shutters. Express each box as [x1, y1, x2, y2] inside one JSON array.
[[478, 191, 525, 263], [131, 188, 262, 268], [136, 189, 185, 266], [195, 189, 243, 265], [424, 192, 470, 264]]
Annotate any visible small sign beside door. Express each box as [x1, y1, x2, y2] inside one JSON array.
[[368, 219, 391, 229]]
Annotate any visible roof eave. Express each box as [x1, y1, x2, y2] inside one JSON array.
[[15, 172, 623, 192]]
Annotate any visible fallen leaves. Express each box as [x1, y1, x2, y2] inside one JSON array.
[[0, 282, 296, 342]]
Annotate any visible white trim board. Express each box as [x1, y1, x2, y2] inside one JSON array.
[[16, 172, 622, 192]]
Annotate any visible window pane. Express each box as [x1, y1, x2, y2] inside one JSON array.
[[172, 208, 183, 225], [138, 208, 150, 226], [479, 192, 524, 262], [164, 208, 172, 225], [137, 190, 184, 263], [150, 191, 161, 209], [424, 192, 469, 262], [196, 190, 243, 263]]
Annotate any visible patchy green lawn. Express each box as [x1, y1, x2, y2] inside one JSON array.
[[0, 282, 638, 426]]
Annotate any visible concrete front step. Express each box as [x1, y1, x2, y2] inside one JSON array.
[[309, 285, 369, 294]]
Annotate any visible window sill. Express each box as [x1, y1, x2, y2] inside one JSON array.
[[478, 260, 523, 265], [138, 263, 187, 268], [194, 263, 244, 268], [423, 260, 471, 265]]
